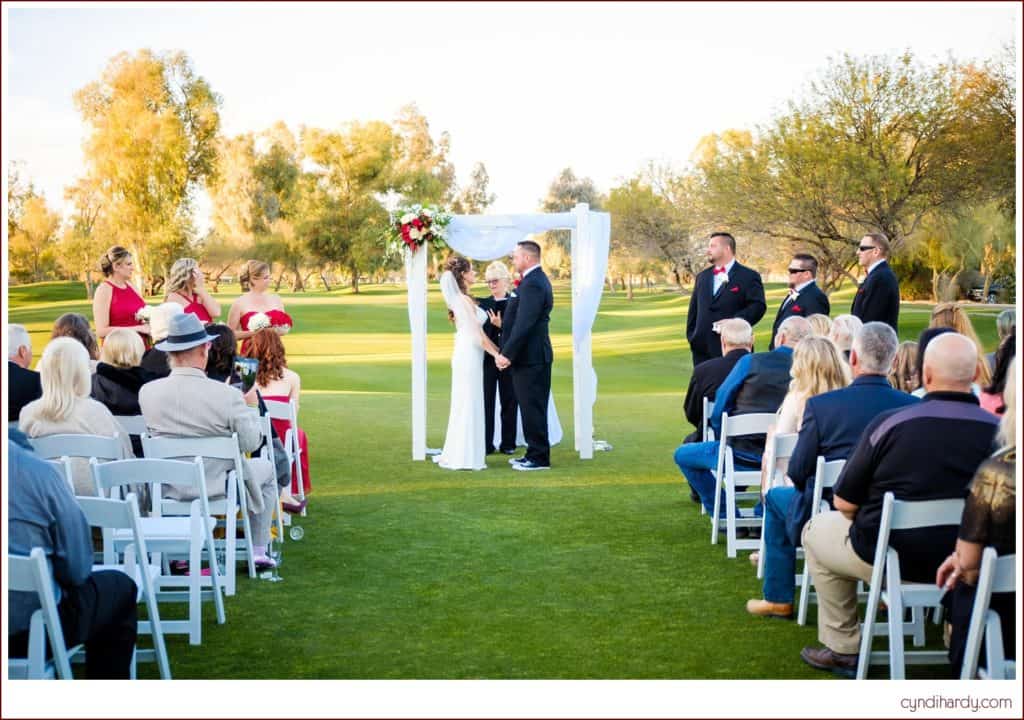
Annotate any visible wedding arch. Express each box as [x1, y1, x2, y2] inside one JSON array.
[[405, 203, 611, 461]]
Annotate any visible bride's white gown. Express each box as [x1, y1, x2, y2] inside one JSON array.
[[433, 278, 487, 471]]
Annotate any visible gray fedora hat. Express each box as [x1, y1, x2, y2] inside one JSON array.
[[155, 312, 216, 352]]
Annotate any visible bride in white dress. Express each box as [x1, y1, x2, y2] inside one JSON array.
[[433, 256, 502, 470]]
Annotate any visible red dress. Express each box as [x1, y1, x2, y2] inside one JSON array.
[[261, 394, 312, 496], [178, 293, 212, 324], [105, 280, 147, 344], [239, 309, 293, 356]]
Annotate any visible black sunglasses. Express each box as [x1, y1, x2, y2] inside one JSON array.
[[858, 245, 877, 252], [787, 267, 809, 274]]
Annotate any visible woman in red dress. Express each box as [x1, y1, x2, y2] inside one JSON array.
[[92, 246, 150, 345], [245, 327, 312, 501], [165, 257, 220, 324], [227, 259, 293, 355]]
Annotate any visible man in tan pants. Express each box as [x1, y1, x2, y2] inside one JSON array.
[[800, 333, 998, 677]]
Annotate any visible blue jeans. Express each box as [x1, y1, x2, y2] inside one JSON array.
[[762, 486, 799, 604], [673, 441, 762, 517]]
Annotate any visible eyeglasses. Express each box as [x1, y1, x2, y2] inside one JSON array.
[[486, 279, 502, 285], [857, 245, 877, 252], [787, 267, 809, 274]]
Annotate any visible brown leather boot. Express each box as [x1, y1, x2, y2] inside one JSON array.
[[800, 646, 858, 678], [745, 599, 793, 619]]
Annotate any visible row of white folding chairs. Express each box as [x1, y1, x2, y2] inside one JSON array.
[[961, 548, 1016, 680], [710, 412, 775, 557], [7, 491, 171, 680]]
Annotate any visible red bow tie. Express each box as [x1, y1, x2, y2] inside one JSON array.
[[713, 266, 726, 275]]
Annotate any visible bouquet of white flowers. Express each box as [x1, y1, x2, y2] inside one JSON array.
[[135, 306, 154, 323], [383, 204, 451, 258], [247, 312, 272, 331]]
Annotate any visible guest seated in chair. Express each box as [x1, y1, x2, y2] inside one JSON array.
[[682, 318, 753, 445], [8, 430, 138, 678], [51, 313, 100, 373], [91, 327, 152, 416], [19, 337, 135, 496], [139, 302, 185, 379], [828, 314, 862, 364], [746, 323, 917, 620], [139, 313, 280, 570], [673, 315, 812, 523], [936, 359, 1016, 677], [8, 323, 42, 422], [245, 327, 312, 504], [799, 333, 998, 678]]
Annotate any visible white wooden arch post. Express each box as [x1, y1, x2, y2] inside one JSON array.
[[406, 203, 610, 462]]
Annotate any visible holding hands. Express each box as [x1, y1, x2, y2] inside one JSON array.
[[495, 354, 511, 370]]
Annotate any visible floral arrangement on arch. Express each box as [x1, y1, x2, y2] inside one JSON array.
[[384, 204, 452, 257]]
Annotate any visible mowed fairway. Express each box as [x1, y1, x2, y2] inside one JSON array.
[[7, 281, 1004, 679]]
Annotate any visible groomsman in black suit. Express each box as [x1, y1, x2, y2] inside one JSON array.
[[768, 253, 831, 349], [850, 233, 900, 333], [686, 232, 767, 367], [496, 241, 553, 471]]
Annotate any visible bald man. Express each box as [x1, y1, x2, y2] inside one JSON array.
[[797, 332, 999, 678]]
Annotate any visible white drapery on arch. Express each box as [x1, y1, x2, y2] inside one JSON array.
[[405, 203, 611, 461]]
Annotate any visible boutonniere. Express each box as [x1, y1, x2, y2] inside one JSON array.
[[857, 286, 865, 293], [791, 304, 802, 313], [729, 285, 740, 293], [513, 279, 521, 288]]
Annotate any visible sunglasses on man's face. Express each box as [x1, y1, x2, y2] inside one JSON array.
[[858, 245, 877, 252], [787, 267, 809, 274]]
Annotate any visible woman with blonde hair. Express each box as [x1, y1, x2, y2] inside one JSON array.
[[92, 245, 149, 342], [761, 336, 851, 494], [91, 327, 149, 417], [165, 257, 220, 323], [227, 259, 292, 355], [807, 314, 833, 337], [19, 337, 134, 495], [828, 314, 863, 363], [477, 260, 518, 455], [929, 302, 992, 386], [888, 340, 919, 393]]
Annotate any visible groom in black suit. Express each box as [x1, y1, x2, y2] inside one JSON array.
[[686, 232, 767, 367], [768, 253, 831, 350], [496, 241, 553, 471]]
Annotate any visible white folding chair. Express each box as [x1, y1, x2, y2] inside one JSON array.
[[700, 396, 716, 442], [7, 548, 84, 680], [257, 415, 287, 543], [961, 548, 1016, 680], [796, 456, 847, 625], [91, 457, 226, 646], [76, 493, 172, 679], [755, 431, 799, 578], [141, 433, 256, 595], [113, 415, 148, 437], [857, 492, 965, 679], [46, 458, 75, 495], [711, 412, 776, 558], [263, 398, 306, 510], [29, 433, 124, 464]]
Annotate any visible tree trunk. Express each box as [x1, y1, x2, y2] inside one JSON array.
[[350, 263, 360, 294], [274, 266, 287, 292], [626, 274, 634, 301], [671, 265, 681, 287], [209, 262, 233, 293], [291, 269, 304, 292], [319, 271, 333, 292]]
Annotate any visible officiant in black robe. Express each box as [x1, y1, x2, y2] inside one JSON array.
[[478, 262, 518, 455]]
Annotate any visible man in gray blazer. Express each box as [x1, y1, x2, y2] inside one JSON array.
[[139, 314, 279, 569]]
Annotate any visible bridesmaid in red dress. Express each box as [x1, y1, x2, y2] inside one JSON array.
[[227, 259, 293, 356], [92, 246, 150, 345], [165, 257, 221, 324], [245, 327, 312, 500]]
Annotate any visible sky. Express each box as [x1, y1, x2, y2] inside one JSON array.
[[3, 1, 1018, 230]]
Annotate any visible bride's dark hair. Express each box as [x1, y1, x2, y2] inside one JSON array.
[[443, 255, 474, 322]]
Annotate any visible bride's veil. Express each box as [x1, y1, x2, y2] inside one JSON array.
[[439, 270, 474, 326]]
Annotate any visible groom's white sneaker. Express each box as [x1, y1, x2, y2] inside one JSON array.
[[512, 459, 550, 472], [508, 456, 527, 465]]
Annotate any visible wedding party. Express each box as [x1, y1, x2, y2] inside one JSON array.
[[3, 2, 1020, 719]]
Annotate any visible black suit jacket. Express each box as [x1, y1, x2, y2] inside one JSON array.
[[686, 261, 766, 362], [500, 268, 553, 366], [768, 281, 831, 350], [851, 260, 900, 333], [8, 361, 42, 422], [477, 295, 509, 348], [683, 348, 749, 440]]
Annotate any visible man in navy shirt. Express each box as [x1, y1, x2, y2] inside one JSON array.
[[799, 333, 998, 677], [745, 323, 918, 620]]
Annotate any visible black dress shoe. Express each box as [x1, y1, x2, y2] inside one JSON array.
[[800, 646, 857, 679], [689, 488, 701, 503], [512, 459, 550, 472], [485, 447, 497, 455]]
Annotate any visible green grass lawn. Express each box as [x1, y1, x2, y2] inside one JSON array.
[[7, 280, 1006, 679]]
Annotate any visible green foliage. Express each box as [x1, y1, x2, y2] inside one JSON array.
[[9, 194, 61, 283]]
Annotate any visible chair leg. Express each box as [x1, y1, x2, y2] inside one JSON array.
[[888, 593, 906, 679], [188, 536, 202, 646], [711, 476, 722, 545], [797, 564, 812, 626], [725, 482, 737, 558], [857, 583, 881, 680], [911, 606, 926, 647], [756, 521, 766, 579], [224, 511, 237, 596], [203, 516, 227, 626]]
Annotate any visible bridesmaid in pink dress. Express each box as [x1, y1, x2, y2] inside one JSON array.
[[227, 259, 292, 355], [244, 327, 311, 500], [92, 246, 151, 346], [165, 257, 220, 324]]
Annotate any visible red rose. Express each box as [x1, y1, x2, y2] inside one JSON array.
[[730, 286, 739, 293], [792, 304, 802, 313], [514, 279, 521, 288], [412, 218, 423, 229]]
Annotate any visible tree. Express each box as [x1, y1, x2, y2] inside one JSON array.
[[10, 194, 61, 283], [694, 52, 1015, 293], [391, 103, 456, 205], [538, 168, 603, 276], [452, 161, 496, 214], [74, 50, 221, 293], [59, 177, 107, 298]]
